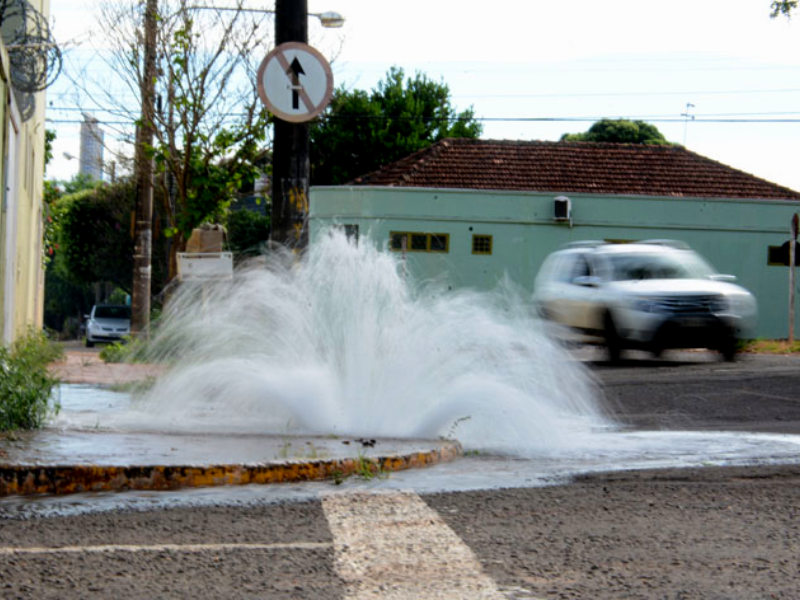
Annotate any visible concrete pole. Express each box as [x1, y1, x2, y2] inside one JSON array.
[[271, 0, 310, 249], [131, 0, 157, 335]]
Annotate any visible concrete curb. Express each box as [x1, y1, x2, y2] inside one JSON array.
[[0, 441, 462, 497]]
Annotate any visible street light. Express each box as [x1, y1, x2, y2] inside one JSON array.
[[313, 11, 345, 28], [188, 5, 345, 29]]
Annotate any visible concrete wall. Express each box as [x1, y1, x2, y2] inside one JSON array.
[[0, 0, 48, 343], [310, 186, 800, 340]]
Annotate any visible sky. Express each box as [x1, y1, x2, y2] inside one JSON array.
[[46, 0, 800, 193]]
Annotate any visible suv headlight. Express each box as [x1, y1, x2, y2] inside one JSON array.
[[728, 293, 756, 317]]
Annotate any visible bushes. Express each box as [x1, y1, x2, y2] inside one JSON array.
[[226, 208, 270, 259], [0, 331, 62, 431]]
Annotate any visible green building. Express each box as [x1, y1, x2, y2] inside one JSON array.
[[310, 139, 800, 340]]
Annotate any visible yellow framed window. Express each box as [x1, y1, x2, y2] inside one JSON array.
[[472, 234, 492, 255]]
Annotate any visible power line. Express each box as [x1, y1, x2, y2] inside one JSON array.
[[46, 115, 800, 126], [453, 88, 800, 100]]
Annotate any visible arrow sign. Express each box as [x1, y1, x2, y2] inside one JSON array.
[[287, 57, 305, 110], [257, 42, 333, 123]]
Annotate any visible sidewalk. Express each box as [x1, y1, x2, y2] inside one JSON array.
[[0, 346, 463, 497], [47, 345, 165, 386]]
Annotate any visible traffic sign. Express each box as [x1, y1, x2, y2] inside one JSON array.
[[257, 42, 333, 123]]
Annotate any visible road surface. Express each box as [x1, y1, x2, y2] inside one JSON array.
[[2, 351, 800, 599]]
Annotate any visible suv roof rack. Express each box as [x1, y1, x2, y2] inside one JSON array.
[[637, 239, 691, 250], [562, 240, 608, 249]]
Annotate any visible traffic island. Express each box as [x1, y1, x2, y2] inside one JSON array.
[[0, 434, 462, 496]]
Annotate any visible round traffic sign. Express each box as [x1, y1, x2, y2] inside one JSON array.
[[257, 42, 334, 123]]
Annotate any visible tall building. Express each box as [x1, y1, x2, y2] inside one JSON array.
[[79, 113, 104, 180]]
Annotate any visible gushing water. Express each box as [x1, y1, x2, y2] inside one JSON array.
[[123, 230, 612, 454]]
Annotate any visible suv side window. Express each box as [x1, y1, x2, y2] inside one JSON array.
[[571, 255, 591, 281], [553, 255, 577, 282]]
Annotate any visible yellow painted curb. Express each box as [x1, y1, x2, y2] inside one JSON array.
[[0, 442, 462, 497]]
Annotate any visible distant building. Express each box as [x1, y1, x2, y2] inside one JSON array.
[[311, 138, 800, 339], [79, 113, 104, 180]]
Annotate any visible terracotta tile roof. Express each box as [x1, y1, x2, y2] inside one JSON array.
[[350, 138, 800, 200]]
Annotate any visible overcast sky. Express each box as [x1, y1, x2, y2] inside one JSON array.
[[47, 0, 800, 193]]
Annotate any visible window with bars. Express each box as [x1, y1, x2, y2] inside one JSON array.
[[472, 234, 492, 255], [389, 231, 449, 253], [769, 243, 796, 266]]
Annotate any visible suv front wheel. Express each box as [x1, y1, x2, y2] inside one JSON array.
[[603, 312, 623, 363], [718, 337, 738, 362]]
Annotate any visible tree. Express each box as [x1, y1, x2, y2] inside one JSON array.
[[771, 1, 797, 17], [560, 119, 674, 145], [57, 182, 137, 293], [76, 1, 273, 281], [43, 175, 105, 336], [55, 180, 168, 295], [226, 208, 270, 262], [310, 67, 483, 185]]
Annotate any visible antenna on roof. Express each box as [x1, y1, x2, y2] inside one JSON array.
[[681, 103, 695, 146]]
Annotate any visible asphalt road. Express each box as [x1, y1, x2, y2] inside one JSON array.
[[2, 352, 800, 599]]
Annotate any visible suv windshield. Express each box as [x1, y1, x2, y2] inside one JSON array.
[[95, 306, 131, 320], [605, 251, 716, 281]]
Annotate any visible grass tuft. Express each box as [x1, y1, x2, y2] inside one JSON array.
[[739, 339, 800, 355]]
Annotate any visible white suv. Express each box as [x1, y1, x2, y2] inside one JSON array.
[[533, 241, 757, 361]]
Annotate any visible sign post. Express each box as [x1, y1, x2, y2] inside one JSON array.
[[257, 42, 333, 123], [258, 38, 333, 249]]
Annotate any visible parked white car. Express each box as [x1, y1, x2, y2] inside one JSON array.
[[85, 304, 131, 347], [533, 241, 757, 361]]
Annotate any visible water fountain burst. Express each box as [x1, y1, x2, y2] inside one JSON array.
[[126, 230, 613, 454]]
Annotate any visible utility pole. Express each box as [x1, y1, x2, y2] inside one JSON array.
[[271, 0, 310, 249], [790, 213, 798, 344], [131, 0, 157, 335]]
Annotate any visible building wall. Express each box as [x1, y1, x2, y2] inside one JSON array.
[[310, 186, 800, 340], [0, 0, 48, 344]]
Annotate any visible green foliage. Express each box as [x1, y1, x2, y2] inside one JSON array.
[[0, 330, 62, 431], [226, 208, 270, 259], [57, 181, 136, 293], [42, 181, 62, 266], [771, 1, 797, 17], [353, 452, 387, 481], [160, 127, 265, 242], [144, 13, 269, 281], [62, 173, 103, 195], [43, 176, 97, 335], [43, 264, 95, 337], [561, 119, 674, 145], [44, 129, 56, 166], [310, 66, 483, 185], [98, 338, 132, 363], [739, 339, 800, 354]]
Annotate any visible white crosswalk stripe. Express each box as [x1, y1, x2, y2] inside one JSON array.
[[322, 490, 508, 599], [0, 542, 330, 555]]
